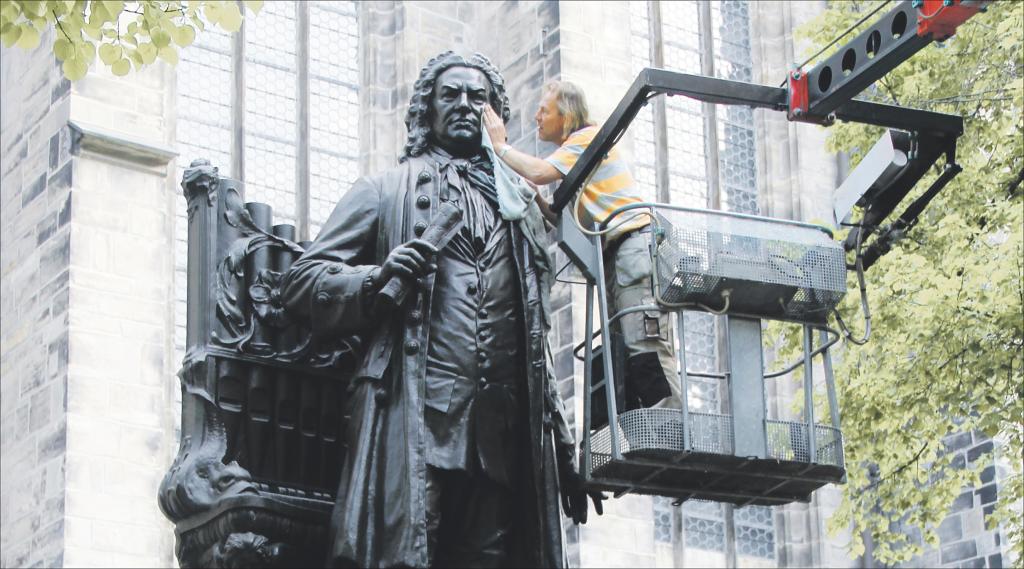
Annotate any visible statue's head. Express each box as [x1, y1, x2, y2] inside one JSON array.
[[402, 51, 510, 161]]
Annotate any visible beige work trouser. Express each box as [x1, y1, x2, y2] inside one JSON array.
[[605, 229, 681, 409]]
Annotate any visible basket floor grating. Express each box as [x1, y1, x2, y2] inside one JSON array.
[[584, 408, 845, 506]]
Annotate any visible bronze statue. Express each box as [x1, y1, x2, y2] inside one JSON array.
[[281, 51, 602, 568]]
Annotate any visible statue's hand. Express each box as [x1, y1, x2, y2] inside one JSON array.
[[560, 467, 606, 525], [377, 239, 438, 284]]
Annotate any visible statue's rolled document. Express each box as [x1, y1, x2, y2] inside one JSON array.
[[375, 201, 464, 311]]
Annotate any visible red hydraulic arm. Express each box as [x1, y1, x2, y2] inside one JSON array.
[[788, 0, 992, 123], [917, 0, 988, 39]]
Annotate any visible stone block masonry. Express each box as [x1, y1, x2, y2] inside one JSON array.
[[896, 430, 1014, 568], [61, 58, 179, 568], [1, 29, 73, 569], [2, 27, 179, 568]]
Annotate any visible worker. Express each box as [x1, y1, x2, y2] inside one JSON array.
[[483, 80, 680, 413]]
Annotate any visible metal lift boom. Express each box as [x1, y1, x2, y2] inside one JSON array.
[[552, 0, 990, 270]]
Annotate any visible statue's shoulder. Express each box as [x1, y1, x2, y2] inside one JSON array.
[[359, 158, 429, 192]]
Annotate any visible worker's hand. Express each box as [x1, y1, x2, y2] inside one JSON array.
[[377, 239, 438, 283], [520, 178, 559, 224], [560, 467, 606, 524], [482, 105, 508, 153]]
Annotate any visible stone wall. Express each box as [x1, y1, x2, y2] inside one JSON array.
[[62, 53, 179, 564], [0, 28, 73, 569], [1, 31, 179, 568], [895, 434, 1009, 568], [358, 1, 560, 168]]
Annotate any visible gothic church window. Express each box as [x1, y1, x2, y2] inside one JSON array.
[[172, 1, 360, 441]]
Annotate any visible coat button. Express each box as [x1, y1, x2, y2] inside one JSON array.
[[375, 390, 388, 404], [417, 171, 432, 185], [530, 331, 541, 340], [467, 283, 477, 295], [416, 195, 431, 209], [326, 264, 342, 274], [478, 377, 487, 388], [414, 221, 427, 236], [315, 291, 331, 305], [477, 309, 488, 319], [404, 340, 420, 355], [408, 310, 422, 325]]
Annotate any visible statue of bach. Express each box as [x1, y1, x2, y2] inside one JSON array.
[[281, 51, 603, 568]]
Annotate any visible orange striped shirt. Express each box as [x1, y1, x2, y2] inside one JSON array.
[[545, 126, 649, 242]]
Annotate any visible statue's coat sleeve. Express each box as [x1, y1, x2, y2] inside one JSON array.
[[282, 177, 381, 337]]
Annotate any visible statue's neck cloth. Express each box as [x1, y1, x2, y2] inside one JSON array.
[[427, 147, 499, 209]]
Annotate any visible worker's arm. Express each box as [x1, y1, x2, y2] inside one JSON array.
[[484, 106, 564, 186], [523, 179, 559, 225]]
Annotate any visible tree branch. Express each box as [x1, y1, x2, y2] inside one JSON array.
[[1006, 168, 1024, 199], [879, 76, 901, 106], [862, 442, 930, 491], [53, 11, 72, 42]]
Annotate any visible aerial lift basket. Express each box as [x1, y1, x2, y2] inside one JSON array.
[[567, 204, 848, 506]]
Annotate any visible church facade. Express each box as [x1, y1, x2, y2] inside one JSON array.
[[0, 2, 1011, 567]]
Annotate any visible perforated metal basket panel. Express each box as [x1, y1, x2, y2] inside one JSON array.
[[590, 409, 733, 463], [584, 409, 846, 505], [766, 420, 845, 468], [654, 210, 845, 323]]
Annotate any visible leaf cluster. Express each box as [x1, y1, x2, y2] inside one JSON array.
[[793, 1, 1023, 564], [0, 1, 263, 80]]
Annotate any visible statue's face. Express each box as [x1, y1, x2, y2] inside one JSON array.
[[428, 66, 493, 156]]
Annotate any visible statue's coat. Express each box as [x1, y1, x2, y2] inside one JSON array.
[[283, 155, 573, 568]]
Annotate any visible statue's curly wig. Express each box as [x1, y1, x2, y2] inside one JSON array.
[[401, 51, 511, 161]]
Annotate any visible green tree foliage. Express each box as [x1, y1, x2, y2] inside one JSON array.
[[0, 1, 263, 80], [796, 1, 1023, 564]]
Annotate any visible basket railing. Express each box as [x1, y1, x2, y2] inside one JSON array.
[[568, 201, 847, 505]]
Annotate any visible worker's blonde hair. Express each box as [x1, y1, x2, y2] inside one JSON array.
[[543, 80, 595, 140]]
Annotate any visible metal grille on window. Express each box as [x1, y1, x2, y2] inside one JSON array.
[[712, 1, 778, 562], [659, 0, 729, 553], [683, 311, 719, 412], [654, 496, 675, 544], [683, 500, 727, 552], [660, 0, 707, 209], [628, 0, 657, 202], [735, 505, 776, 560], [244, 1, 299, 226], [308, 0, 360, 238], [712, 0, 758, 215], [174, 26, 234, 443], [632, 0, 774, 559], [680, 310, 724, 553]]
